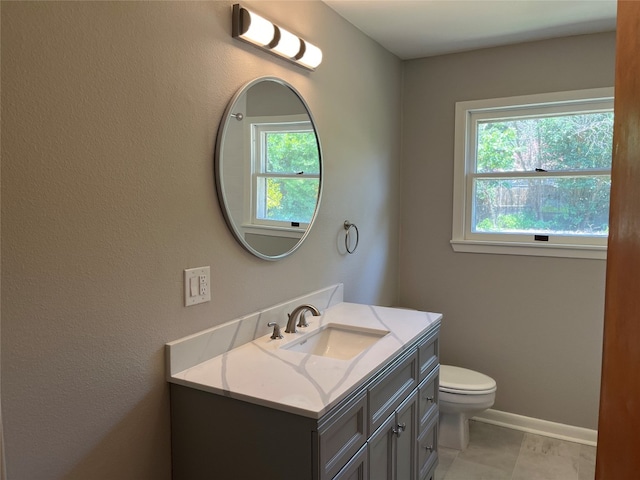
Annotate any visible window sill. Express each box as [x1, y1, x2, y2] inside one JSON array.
[[242, 224, 305, 239], [450, 239, 606, 260]]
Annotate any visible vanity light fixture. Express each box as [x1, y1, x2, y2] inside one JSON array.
[[232, 4, 323, 70]]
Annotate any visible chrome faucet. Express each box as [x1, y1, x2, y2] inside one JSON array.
[[285, 304, 321, 333]]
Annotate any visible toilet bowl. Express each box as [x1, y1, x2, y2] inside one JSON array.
[[438, 365, 497, 450]]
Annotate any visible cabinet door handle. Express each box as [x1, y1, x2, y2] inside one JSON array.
[[425, 445, 434, 453], [392, 423, 406, 437], [424, 396, 434, 403]]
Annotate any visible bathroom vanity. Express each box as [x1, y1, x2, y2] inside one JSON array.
[[167, 286, 441, 480]]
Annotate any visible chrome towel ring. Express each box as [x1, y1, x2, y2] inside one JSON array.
[[344, 221, 359, 254]]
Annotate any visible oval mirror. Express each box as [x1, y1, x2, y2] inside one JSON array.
[[215, 77, 323, 260]]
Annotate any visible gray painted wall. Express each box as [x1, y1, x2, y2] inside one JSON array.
[[399, 32, 615, 430], [1, 2, 402, 478]]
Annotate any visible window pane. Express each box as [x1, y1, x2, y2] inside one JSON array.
[[473, 176, 610, 236], [258, 177, 319, 223], [476, 113, 613, 173], [265, 131, 319, 174]]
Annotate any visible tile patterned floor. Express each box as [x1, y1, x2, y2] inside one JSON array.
[[435, 421, 596, 480]]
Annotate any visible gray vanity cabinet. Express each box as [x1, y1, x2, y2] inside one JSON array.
[[169, 324, 440, 480]]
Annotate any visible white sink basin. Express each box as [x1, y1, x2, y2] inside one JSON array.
[[282, 323, 389, 360]]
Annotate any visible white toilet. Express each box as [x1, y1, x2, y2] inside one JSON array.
[[438, 365, 497, 450]]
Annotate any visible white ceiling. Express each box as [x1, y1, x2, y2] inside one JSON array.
[[322, 0, 617, 59]]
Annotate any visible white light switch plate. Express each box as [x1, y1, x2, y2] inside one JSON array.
[[184, 266, 211, 307]]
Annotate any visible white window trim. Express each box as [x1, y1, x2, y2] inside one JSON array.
[[243, 114, 317, 232], [451, 87, 614, 260]]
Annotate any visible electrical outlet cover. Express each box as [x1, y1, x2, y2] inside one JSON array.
[[184, 266, 211, 306]]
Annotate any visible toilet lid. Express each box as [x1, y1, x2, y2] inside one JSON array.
[[439, 365, 497, 394]]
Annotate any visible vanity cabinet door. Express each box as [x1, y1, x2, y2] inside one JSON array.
[[368, 414, 394, 480], [333, 444, 368, 480], [318, 391, 368, 480], [368, 390, 418, 480], [395, 390, 418, 480]]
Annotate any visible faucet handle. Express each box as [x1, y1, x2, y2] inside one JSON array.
[[267, 322, 283, 340], [297, 311, 309, 328]]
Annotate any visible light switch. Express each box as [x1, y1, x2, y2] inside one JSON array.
[[190, 276, 199, 297], [184, 266, 211, 307]]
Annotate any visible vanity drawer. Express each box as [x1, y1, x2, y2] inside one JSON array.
[[318, 390, 368, 480], [417, 414, 439, 480], [418, 366, 439, 434], [368, 348, 418, 434], [418, 328, 439, 382]]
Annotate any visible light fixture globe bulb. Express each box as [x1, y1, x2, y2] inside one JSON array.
[[273, 26, 302, 58], [298, 41, 322, 69], [242, 9, 275, 46]]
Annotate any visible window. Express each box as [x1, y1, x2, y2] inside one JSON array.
[[451, 88, 614, 259], [249, 118, 320, 233]]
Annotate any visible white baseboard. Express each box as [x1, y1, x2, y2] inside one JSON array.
[[473, 409, 597, 446]]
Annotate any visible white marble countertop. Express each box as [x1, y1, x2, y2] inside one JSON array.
[[169, 302, 442, 419]]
